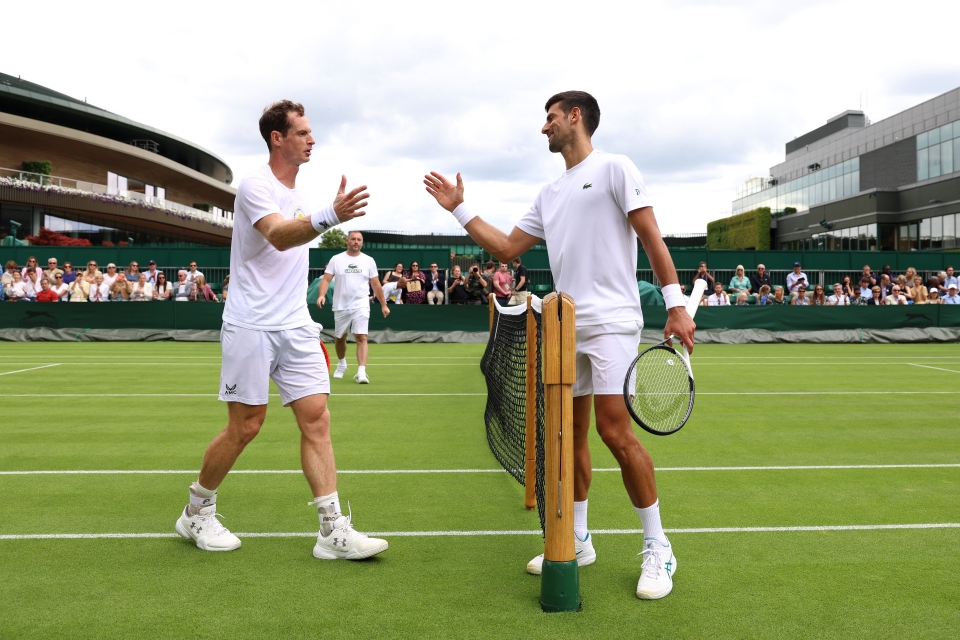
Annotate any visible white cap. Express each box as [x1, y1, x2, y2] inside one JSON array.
[[949, 283, 958, 290]]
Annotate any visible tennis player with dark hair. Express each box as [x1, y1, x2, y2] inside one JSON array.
[[425, 90, 696, 599], [175, 100, 388, 561]]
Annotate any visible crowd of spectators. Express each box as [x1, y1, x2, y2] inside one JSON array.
[[374, 258, 530, 307], [691, 262, 960, 306], [1, 255, 229, 303]]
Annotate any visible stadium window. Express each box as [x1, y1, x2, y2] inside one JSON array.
[[945, 215, 956, 249], [932, 216, 943, 249], [920, 218, 931, 250], [918, 148, 929, 180], [930, 144, 942, 179]]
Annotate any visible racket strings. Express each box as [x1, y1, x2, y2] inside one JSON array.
[[628, 346, 693, 433]]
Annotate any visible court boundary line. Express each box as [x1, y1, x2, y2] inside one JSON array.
[[2, 463, 957, 476], [909, 363, 960, 374], [0, 364, 60, 377], [2, 522, 958, 541]]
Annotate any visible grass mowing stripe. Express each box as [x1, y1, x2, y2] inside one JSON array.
[[3, 464, 957, 475], [908, 363, 960, 374], [0, 364, 61, 376], [4, 523, 959, 540]]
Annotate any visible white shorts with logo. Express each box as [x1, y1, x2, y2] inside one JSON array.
[[219, 322, 329, 406], [334, 307, 370, 338], [573, 320, 643, 397]]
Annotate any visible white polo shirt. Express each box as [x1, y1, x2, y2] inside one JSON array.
[[325, 252, 378, 312], [516, 150, 650, 327]]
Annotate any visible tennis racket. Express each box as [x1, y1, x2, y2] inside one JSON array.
[[623, 278, 707, 436]]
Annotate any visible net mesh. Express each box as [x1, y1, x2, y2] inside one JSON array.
[[479, 303, 546, 531], [627, 345, 694, 433]]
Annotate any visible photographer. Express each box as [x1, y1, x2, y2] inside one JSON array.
[[447, 265, 469, 305], [465, 263, 487, 305]]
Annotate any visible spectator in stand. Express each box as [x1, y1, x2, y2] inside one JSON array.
[[926, 274, 941, 296], [902, 267, 917, 287], [925, 288, 941, 304], [895, 275, 909, 298], [860, 265, 877, 287], [4, 271, 27, 301], [220, 275, 229, 302], [808, 284, 826, 306], [693, 262, 715, 291], [841, 276, 856, 299], [944, 283, 960, 304], [195, 275, 219, 302], [174, 270, 196, 301], [828, 283, 850, 305], [880, 265, 896, 283], [185, 261, 204, 284], [510, 257, 529, 305], [706, 282, 730, 306], [130, 273, 153, 301], [36, 277, 59, 302], [750, 264, 771, 294], [878, 274, 893, 298], [43, 258, 63, 283], [908, 276, 927, 304], [382, 262, 407, 304], [52, 273, 69, 301], [465, 263, 488, 304], [729, 265, 750, 296], [865, 286, 883, 305], [61, 262, 76, 285], [791, 285, 809, 305], [735, 292, 749, 306], [154, 272, 173, 301], [884, 285, 907, 305], [2, 260, 18, 288], [943, 266, 958, 292], [425, 263, 444, 305], [82, 260, 102, 284], [111, 273, 132, 301], [786, 262, 808, 294], [493, 261, 512, 305], [21, 256, 39, 279], [404, 262, 427, 305], [144, 260, 161, 284], [102, 263, 119, 289], [23, 268, 39, 301], [89, 274, 109, 302], [858, 276, 873, 299], [68, 273, 90, 302], [447, 265, 468, 305], [124, 261, 142, 283], [756, 284, 772, 305], [481, 260, 496, 298], [768, 286, 787, 305]]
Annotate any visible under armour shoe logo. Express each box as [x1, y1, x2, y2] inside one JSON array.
[[333, 538, 347, 547], [224, 384, 237, 395]]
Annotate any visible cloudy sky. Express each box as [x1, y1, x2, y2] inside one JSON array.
[[4, 0, 959, 240]]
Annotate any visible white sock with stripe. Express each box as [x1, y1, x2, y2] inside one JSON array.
[[635, 499, 668, 545], [574, 500, 588, 540]]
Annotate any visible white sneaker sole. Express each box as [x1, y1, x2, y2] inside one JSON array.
[[636, 553, 677, 600], [526, 548, 596, 575], [355, 376, 369, 384], [313, 540, 388, 560], [175, 518, 241, 552]]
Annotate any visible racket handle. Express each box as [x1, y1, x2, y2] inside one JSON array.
[[686, 279, 708, 320]]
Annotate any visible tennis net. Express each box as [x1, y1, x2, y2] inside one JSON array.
[[479, 296, 546, 530]]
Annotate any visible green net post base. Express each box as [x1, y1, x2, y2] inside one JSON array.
[[540, 559, 581, 613]]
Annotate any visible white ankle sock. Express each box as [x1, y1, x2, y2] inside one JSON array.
[[574, 500, 588, 540], [189, 481, 216, 512], [313, 491, 341, 516], [338, 358, 347, 367], [357, 365, 366, 375], [635, 500, 668, 545]]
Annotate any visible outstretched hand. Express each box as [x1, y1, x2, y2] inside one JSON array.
[[333, 175, 369, 222], [424, 171, 464, 212]]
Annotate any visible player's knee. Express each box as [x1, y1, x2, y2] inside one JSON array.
[[355, 334, 367, 344], [595, 421, 638, 454], [232, 419, 263, 445]]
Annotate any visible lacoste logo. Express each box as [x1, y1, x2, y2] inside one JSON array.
[[348, 264, 358, 269], [224, 384, 237, 395], [583, 183, 592, 189], [332, 538, 347, 548]]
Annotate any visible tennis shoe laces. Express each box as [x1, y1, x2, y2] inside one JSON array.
[[313, 503, 388, 560], [175, 504, 241, 551], [354, 371, 370, 384], [636, 538, 676, 599], [333, 363, 347, 379], [526, 532, 596, 575]]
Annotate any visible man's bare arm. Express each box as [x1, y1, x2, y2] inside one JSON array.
[[628, 206, 697, 353], [369, 277, 390, 318], [254, 176, 369, 252], [316, 272, 334, 308], [424, 171, 540, 262]]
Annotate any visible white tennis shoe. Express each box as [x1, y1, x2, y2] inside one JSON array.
[[333, 363, 347, 379], [175, 505, 241, 551], [526, 532, 596, 575], [636, 538, 677, 599], [313, 508, 387, 560], [354, 372, 369, 384]]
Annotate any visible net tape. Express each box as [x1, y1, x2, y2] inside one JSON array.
[[479, 296, 546, 532]]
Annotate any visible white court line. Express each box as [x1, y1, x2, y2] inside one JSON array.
[[909, 363, 960, 374], [2, 464, 957, 476], [0, 364, 60, 377], [0, 393, 487, 398], [2, 522, 958, 541]]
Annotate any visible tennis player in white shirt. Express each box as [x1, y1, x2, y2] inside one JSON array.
[[425, 91, 696, 600], [175, 100, 388, 561]]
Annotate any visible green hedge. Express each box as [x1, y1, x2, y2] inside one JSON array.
[[706, 207, 772, 250], [21, 160, 53, 175]]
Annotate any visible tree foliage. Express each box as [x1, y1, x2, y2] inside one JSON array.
[[21, 160, 53, 175], [320, 228, 347, 248]]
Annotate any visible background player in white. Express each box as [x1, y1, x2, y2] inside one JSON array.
[[317, 231, 390, 383], [176, 100, 388, 561], [424, 91, 696, 600]]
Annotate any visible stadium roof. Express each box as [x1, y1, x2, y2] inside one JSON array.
[[0, 72, 233, 185]]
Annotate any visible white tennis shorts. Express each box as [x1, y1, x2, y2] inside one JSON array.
[[219, 322, 329, 406], [573, 320, 643, 397], [334, 307, 370, 338]]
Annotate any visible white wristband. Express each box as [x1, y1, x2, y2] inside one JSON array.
[[452, 202, 477, 227], [310, 204, 340, 234], [662, 283, 685, 309]]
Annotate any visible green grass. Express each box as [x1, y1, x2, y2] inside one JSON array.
[[1, 342, 959, 638]]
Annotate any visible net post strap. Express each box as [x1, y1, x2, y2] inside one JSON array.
[[524, 295, 537, 510]]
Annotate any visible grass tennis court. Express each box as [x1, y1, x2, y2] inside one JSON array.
[[1, 341, 958, 639]]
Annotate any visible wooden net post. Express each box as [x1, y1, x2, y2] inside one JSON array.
[[539, 292, 580, 613], [523, 295, 536, 510], [488, 293, 496, 332]]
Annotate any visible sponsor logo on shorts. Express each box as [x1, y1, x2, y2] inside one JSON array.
[[344, 263, 363, 274], [224, 384, 237, 396]]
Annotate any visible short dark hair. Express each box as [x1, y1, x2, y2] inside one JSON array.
[[259, 100, 305, 151], [513, 258, 521, 265], [485, 261, 495, 270], [545, 91, 600, 136]]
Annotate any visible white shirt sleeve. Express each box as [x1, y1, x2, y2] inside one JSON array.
[[515, 190, 545, 240], [237, 176, 281, 226], [324, 256, 337, 277], [366, 257, 378, 280], [610, 156, 653, 214]]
